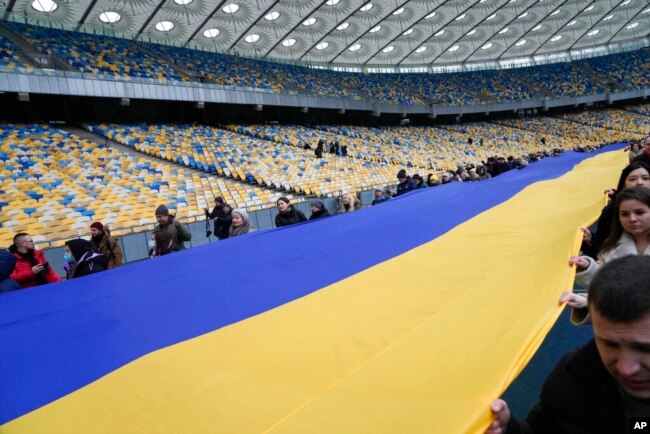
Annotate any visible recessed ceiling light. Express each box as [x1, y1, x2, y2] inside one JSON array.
[[643, 8, 650, 14], [587, 29, 600, 36], [518, 12, 528, 19], [467, 29, 477, 36], [585, 5, 594, 12], [515, 39, 526, 46], [174, 0, 193, 5], [621, 0, 631, 5], [415, 46, 427, 53], [481, 42, 493, 50], [393, 7, 404, 15], [264, 11, 280, 21], [99, 11, 121, 24], [402, 28, 414, 36], [498, 27, 509, 34], [203, 28, 220, 38], [155, 21, 174, 32], [448, 45, 459, 52], [337, 22, 349, 30], [303, 17, 316, 26], [382, 45, 394, 53], [567, 20, 577, 26], [455, 13, 466, 21], [434, 29, 445, 36], [244, 34, 260, 43], [369, 25, 381, 33], [349, 43, 361, 52], [281, 38, 296, 47], [223, 3, 239, 14], [31, 0, 57, 13], [532, 24, 543, 31], [602, 14, 614, 21], [550, 9, 560, 16], [316, 42, 329, 50], [550, 35, 562, 42], [486, 14, 497, 21], [626, 22, 639, 30], [326, 0, 340, 5], [360, 3, 373, 12], [425, 11, 436, 19]]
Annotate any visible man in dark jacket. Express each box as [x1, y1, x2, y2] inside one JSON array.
[[309, 199, 330, 220], [395, 169, 418, 196], [485, 256, 650, 434], [0, 249, 20, 293], [204, 197, 232, 240], [155, 204, 192, 250]]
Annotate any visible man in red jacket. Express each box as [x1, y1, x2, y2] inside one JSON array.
[[9, 233, 61, 288]]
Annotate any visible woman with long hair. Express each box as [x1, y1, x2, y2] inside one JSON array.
[[580, 160, 650, 258], [275, 197, 307, 227], [563, 187, 650, 322], [149, 230, 177, 257]]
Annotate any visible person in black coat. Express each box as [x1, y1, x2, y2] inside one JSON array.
[[580, 161, 650, 259], [275, 197, 308, 227], [64, 239, 108, 279], [204, 196, 233, 240], [395, 169, 418, 196], [309, 199, 330, 220], [485, 256, 650, 434]]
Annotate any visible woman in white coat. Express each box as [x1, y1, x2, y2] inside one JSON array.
[[562, 187, 650, 323]]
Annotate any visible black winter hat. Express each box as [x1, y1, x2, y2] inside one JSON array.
[[397, 169, 407, 179], [155, 205, 169, 216]]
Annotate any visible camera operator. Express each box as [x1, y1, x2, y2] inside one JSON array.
[[154, 205, 192, 251], [204, 196, 232, 240]]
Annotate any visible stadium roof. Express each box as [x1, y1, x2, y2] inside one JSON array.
[[3, 0, 649, 71]]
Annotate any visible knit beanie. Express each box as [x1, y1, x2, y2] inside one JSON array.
[[232, 208, 249, 223], [90, 222, 104, 232], [155, 205, 169, 216], [310, 199, 324, 210]]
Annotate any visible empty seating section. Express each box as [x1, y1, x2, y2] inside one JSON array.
[[9, 22, 185, 82], [0, 124, 269, 247], [587, 49, 649, 91], [437, 121, 578, 158], [627, 103, 650, 117], [0, 33, 32, 72], [1, 23, 647, 104], [493, 117, 623, 147], [154, 44, 286, 92], [557, 110, 649, 135], [90, 123, 398, 196]]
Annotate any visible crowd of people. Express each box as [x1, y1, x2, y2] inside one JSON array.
[[4, 136, 642, 294], [486, 135, 650, 434]]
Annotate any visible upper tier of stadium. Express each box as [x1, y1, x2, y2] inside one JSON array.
[[0, 20, 647, 106]]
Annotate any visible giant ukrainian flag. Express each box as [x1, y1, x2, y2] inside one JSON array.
[[0, 145, 627, 433]]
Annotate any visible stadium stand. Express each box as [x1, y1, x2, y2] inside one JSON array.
[[0, 124, 283, 247], [0, 22, 647, 105]]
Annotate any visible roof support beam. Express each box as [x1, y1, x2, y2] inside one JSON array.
[[262, 0, 329, 59], [135, 0, 167, 42], [76, 0, 98, 31], [2, 0, 17, 20], [184, 0, 228, 48]]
